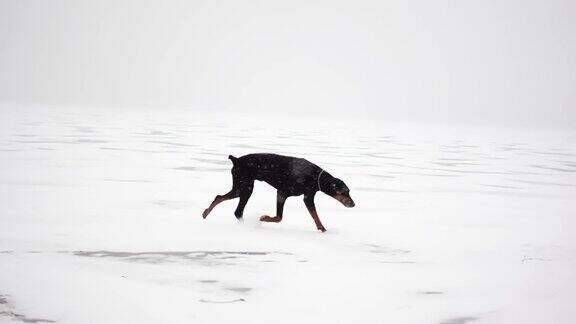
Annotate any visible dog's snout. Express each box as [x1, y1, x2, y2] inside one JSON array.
[[344, 198, 355, 208], [335, 194, 355, 208]]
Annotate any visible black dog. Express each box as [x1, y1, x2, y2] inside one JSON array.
[[202, 153, 355, 232]]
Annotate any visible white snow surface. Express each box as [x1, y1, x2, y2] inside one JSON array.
[[0, 105, 575, 323]]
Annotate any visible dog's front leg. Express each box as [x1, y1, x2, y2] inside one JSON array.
[[303, 193, 326, 232], [260, 192, 286, 223]]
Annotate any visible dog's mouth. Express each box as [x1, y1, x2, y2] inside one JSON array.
[[335, 194, 355, 208]]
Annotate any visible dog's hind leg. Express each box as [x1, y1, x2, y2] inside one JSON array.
[[260, 191, 286, 223], [202, 188, 240, 218], [303, 193, 326, 232], [233, 181, 254, 220], [203, 165, 246, 218]]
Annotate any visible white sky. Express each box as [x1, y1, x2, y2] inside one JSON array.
[[1, 0, 575, 127]]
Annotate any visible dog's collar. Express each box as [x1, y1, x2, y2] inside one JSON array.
[[317, 169, 325, 192]]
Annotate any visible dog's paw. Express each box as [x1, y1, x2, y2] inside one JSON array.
[[202, 209, 209, 218], [260, 215, 283, 223], [318, 226, 327, 233]]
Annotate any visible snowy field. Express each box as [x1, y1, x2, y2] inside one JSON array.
[[0, 105, 575, 324]]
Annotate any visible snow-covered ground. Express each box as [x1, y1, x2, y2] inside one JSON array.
[[0, 105, 575, 323]]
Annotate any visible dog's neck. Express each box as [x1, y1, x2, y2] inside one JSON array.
[[317, 169, 325, 192], [317, 169, 333, 194]]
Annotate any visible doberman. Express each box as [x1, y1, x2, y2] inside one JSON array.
[[202, 153, 355, 232]]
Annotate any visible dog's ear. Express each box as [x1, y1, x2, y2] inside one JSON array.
[[332, 178, 350, 194], [228, 155, 238, 164]]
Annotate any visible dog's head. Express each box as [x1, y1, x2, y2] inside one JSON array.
[[324, 177, 355, 208]]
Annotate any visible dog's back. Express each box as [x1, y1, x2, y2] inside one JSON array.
[[230, 153, 320, 194]]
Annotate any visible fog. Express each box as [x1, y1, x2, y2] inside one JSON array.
[[1, 0, 575, 127], [2, 2, 576, 322]]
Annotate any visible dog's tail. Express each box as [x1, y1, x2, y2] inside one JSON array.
[[228, 155, 238, 165]]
